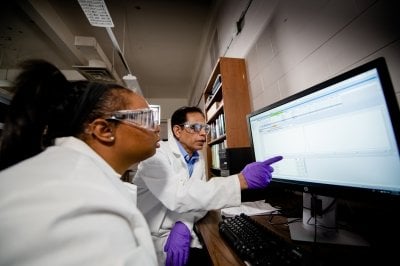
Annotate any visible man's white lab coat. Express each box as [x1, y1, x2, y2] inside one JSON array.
[[134, 138, 242, 264], [0, 137, 157, 266]]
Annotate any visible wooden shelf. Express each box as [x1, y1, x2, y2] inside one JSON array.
[[202, 57, 251, 178]]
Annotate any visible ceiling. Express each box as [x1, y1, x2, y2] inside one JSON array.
[[0, 0, 216, 99]]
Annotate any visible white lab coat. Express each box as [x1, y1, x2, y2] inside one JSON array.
[[134, 138, 241, 265], [0, 137, 157, 266]]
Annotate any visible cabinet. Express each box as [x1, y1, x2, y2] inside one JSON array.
[[203, 57, 252, 178]]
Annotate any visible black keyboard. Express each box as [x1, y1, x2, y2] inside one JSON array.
[[219, 213, 310, 266]]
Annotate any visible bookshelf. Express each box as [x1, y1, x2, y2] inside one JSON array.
[[203, 57, 252, 178]]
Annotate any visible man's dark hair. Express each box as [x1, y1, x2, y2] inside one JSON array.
[[170, 106, 205, 131]]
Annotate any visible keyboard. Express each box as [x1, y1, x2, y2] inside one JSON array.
[[219, 213, 310, 266]]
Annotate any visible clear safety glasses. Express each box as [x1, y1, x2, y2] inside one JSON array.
[[107, 108, 159, 131], [180, 122, 211, 134]]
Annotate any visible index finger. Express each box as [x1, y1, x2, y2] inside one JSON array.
[[263, 156, 283, 165]]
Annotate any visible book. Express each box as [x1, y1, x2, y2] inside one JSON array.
[[211, 74, 222, 94]]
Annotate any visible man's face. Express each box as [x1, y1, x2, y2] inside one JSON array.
[[173, 112, 208, 155]]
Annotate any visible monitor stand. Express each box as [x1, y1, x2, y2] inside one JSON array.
[[288, 193, 369, 246]]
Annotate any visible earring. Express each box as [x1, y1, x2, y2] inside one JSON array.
[[110, 136, 115, 141]]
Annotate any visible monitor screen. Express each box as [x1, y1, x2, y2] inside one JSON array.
[[247, 57, 400, 198], [247, 57, 400, 245]]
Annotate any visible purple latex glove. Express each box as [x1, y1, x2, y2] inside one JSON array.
[[242, 156, 283, 189], [164, 221, 191, 266]]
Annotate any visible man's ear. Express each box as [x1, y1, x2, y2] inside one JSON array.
[[172, 125, 182, 139], [87, 118, 115, 143]]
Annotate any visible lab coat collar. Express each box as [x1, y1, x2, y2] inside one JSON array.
[[167, 137, 204, 162], [176, 140, 199, 162], [167, 137, 182, 158], [54, 136, 121, 180]]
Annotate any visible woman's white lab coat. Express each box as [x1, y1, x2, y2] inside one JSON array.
[[134, 138, 242, 265], [0, 137, 157, 266]]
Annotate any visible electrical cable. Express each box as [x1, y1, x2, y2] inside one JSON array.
[[222, 0, 253, 56], [197, 0, 254, 107], [105, 27, 132, 75], [313, 195, 317, 243]]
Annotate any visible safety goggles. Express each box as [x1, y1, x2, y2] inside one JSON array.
[[180, 122, 211, 134], [107, 108, 159, 131]]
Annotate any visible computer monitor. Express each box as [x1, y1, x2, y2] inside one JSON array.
[[247, 57, 400, 246]]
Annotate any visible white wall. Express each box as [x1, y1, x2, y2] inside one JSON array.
[[245, 0, 400, 112], [147, 97, 187, 140], [192, 0, 400, 114], [189, 0, 279, 107]]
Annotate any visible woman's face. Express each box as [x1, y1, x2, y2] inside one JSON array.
[[113, 92, 160, 165]]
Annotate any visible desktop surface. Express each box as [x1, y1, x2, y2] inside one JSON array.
[[219, 213, 311, 265], [195, 191, 400, 266]]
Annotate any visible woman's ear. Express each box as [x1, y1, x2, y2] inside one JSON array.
[[87, 119, 115, 143]]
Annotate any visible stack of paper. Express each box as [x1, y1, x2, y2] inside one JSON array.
[[221, 200, 280, 217]]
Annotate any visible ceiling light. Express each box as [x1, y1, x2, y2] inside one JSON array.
[[77, 0, 140, 93], [76, 0, 114, 27]]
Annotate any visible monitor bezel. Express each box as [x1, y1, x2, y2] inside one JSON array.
[[246, 57, 400, 200]]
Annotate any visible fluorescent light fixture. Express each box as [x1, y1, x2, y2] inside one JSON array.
[[78, 0, 136, 85], [77, 0, 114, 27]]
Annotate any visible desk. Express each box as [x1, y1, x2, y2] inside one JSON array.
[[195, 210, 244, 265], [195, 210, 382, 266], [195, 210, 292, 266]]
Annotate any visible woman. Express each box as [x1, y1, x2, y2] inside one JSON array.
[[0, 60, 160, 265]]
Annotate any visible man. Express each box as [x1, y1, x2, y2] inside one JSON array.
[[134, 106, 282, 266]]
